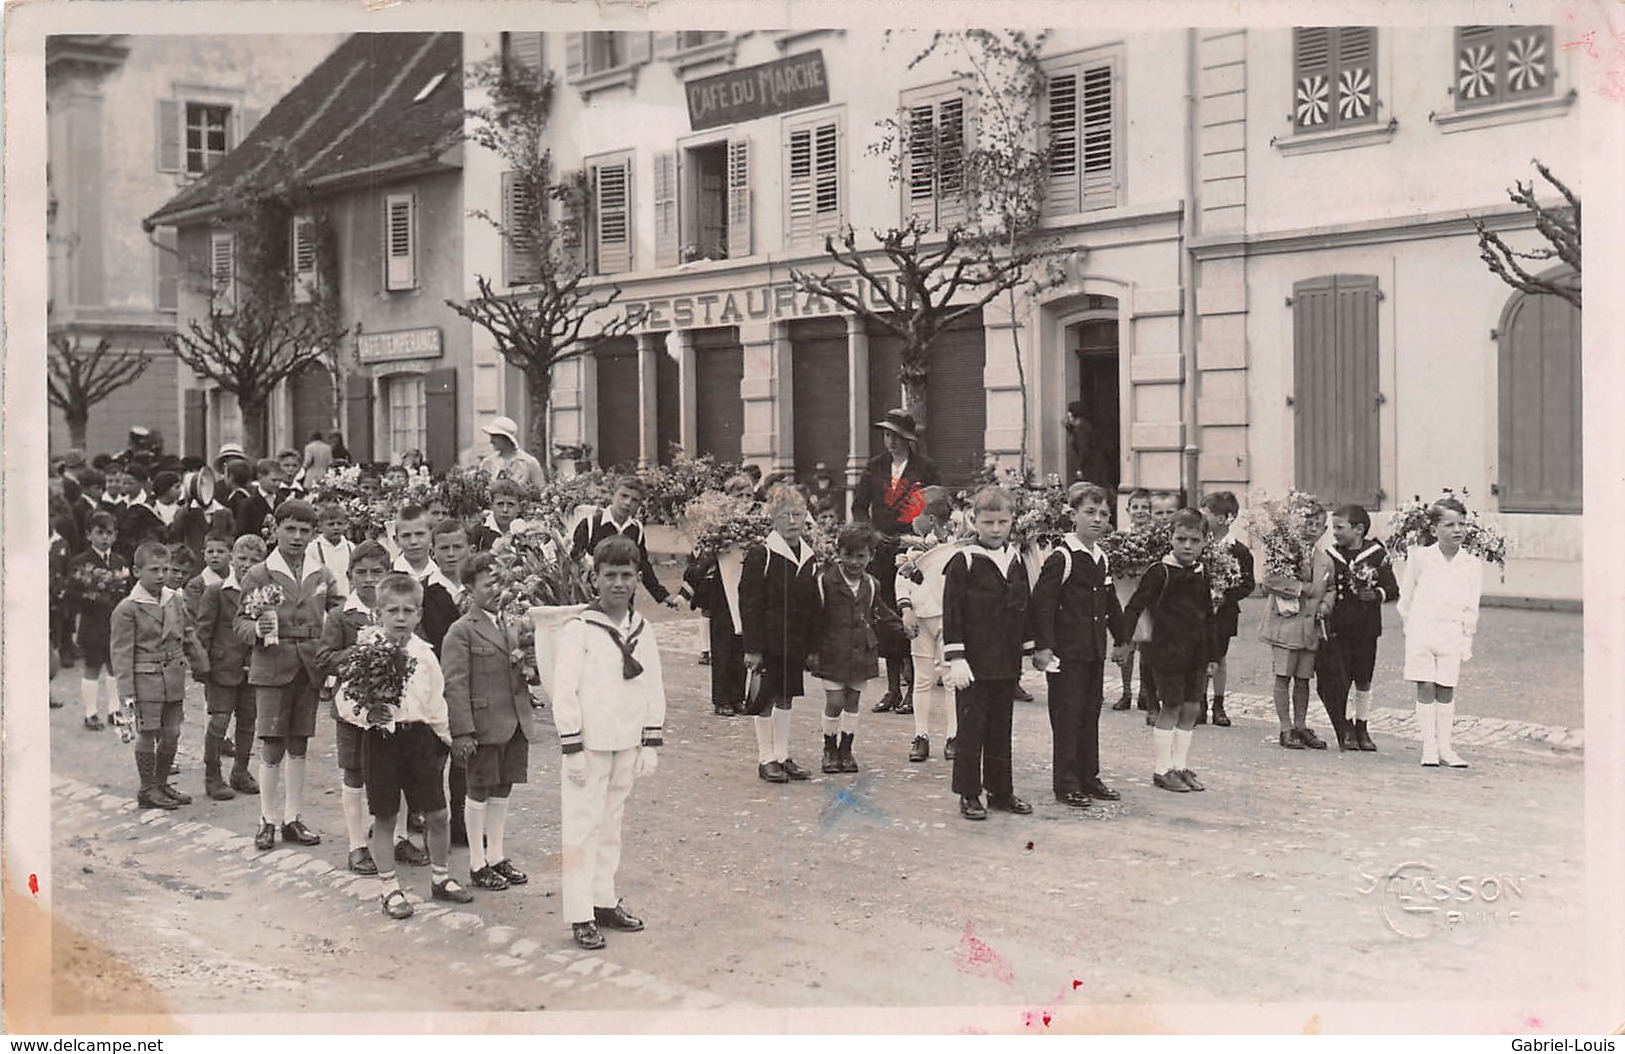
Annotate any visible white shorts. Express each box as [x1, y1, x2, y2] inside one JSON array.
[[1403, 619, 1467, 687]]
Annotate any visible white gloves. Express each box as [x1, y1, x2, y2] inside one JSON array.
[[943, 658, 976, 692], [634, 746, 659, 779], [563, 752, 588, 787]]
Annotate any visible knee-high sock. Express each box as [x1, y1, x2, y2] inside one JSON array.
[[1291, 678, 1310, 727], [1272, 678, 1291, 729], [1436, 700, 1465, 764], [259, 760, 284, 825], [772, 706, 792, 762], [1416, 701, 1438, 763], [464, 798, 488, 871], [284, 753, 308, 824], [485, 796, 509, 865], [822, 711, 841, 737], [1152, 727, 1174, 775], [840, 709, 860, 736], [81, 677, 102, 720], [1353, 687, 1372, 721], [752, 716, 775, 764], [1172, 728, 1194, 771], [341, 785, 369, 851]]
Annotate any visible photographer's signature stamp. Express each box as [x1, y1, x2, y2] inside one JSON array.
[[1358, 862, 1526, 939]]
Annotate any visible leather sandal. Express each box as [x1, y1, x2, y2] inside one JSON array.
[[380, 889, 414, 920]]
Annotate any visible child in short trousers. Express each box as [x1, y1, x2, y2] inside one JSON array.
[[1259, 502, 1335, 750], [194, 533, 267, 800], [69, 511, 130, 731], [1396, 496, 1483, 769], [1198, 491, 1255, 728]]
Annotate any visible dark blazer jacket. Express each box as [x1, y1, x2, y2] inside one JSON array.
[[67, 548, 131, 648], [941, 544, 1034, 680], [739, 534, 820, 661], [805, 565, 901, 686], [1327, 540, 1401, 642], [1029, 535, 1125, 661], [850, 452, 941, 536], [442, 606, 535, 745]]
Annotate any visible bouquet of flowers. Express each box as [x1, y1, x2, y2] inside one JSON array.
[[1011, 475, 1074, 548], [807, 509, 839, 564], [1384, 488, 1509, 570], [240, 584, 287, 646], [680, 491, 772, 560], [1201, 538, 1244, 611], [1241, 489, 1323, 582], [489, 520, 596, 613], [310, 464, 366, 504], [381, 465, 435, 509], [527, 471, 613, 532], [1101, 523, 1171, 579], [337, 627, 418, 732], [638, 450, 740, 526], [436, 466, 500, 524], [70, 563, 132, 607], [344, 495, 391, 543]]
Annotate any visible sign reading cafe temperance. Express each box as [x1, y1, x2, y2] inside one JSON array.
[[686, 50, 830, 131]]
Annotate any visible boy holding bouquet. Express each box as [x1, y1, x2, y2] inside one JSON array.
[[1320, 505, 1400, 751], [194, 534, 267, 800], [337, 571, 474, 919]]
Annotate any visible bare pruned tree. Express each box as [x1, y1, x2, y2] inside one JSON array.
[[47, 335, 153, 449], [1475, 159, 1580, 310]]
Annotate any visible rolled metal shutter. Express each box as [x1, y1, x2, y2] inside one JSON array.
[[789, 317, 849, 479], [693, 327, 743, 463]]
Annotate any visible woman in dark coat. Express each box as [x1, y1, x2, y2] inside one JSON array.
[[850, 409, 940, 714]]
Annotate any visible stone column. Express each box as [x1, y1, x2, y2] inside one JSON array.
[[740, 320, 792, 474], [636, 332, 663, 468], [674, 328, 698, 456], [844, 314, 869, 519]]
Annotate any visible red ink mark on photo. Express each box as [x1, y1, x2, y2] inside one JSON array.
[[955, 923, 1016, 985], [28, 873, 39, 896], [1024, 841, 1035, 852], [1525, 1015, 1544, 1029], [1563, 29, 1599, 57], [1073, 978, 1084, 990], [884, 478, 926, 525]]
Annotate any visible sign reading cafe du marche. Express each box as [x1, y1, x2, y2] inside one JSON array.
[[686, 50, 830, 132]]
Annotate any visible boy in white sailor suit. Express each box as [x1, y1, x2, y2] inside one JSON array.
[[1029, 483, 1127, 809], [552, 535, 666, 951], [896, 486, 960, 763]]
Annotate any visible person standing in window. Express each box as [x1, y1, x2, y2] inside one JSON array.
[[851, 410, 941, 716], [479, 416, 546, 490]]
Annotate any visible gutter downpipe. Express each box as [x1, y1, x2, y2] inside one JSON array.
[[1181, 28, 1202, 504]]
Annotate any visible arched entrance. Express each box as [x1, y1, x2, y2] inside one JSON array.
[[1061, 295, 1121, 495]]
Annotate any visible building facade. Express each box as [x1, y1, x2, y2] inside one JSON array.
[[146, 32, 472, 471], [46, 33, 341, 457]]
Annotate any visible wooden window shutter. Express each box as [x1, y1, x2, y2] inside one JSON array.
[[727, 137, 752, 259], [786, 126, 814, 245], [1044, 71, 1079, 215], [1334, 27, 1377, 127], [1293, 28, 1333, 131], [345, 373, 374, 464], [1499, 288, 1581, 513], [905, 103, 937, 225], [504, 32, 545, 81], [1080, 64, 1116, 209], [210, 231, 236, 314], [1504, 26, 1552, 99], [291, 216, 318, 303], [184, 389, 208, 462], [653, 151, 679, 268], [502, 171, 542, 286], [154, 228, 179, 312], [157, 99, 181, 173], [593, 158, 631, 274], [813, 120, 841, 237], [424, 368, 458, 474], [385, 192, 416, 291], [936, 95, 968, 227], [1292, 274, 1379, 506], [625, 32, 653, 66], [565, 33, 584, 80], [1456, 26, 1500, 106]]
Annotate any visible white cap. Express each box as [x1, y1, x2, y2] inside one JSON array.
[[482, 415, 520, 445]]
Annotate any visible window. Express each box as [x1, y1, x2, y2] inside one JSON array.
[[209, 231, 236, 314], [501, 32, 545, 83], [1291, 275, 1381, 506], [154, 228, 178, 313], [290, 215, 318, 303], [588, 153, 633, 275], [1456, 26, 1553, 109], [1292, 27, 1378, 133], [785, 114, 842, 249], [901, 86, 970, 229], [1498, 282, 1581, 512], [386, 374, 428, 462], [584, 32, 624, 73], [157, 98, 238, 177], [1043, 55, 1118, 216], [383, 192, 417, 292], [501, 171, 542, 286], [654, 139, 752, 267]]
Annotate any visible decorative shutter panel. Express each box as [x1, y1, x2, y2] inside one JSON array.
[[157, 99, 181, 173], [506, 32, 545, 80], [1504, 26, 1552, 99], [593, 159, 631, 274], [727, 137, 752, 258], [653, 151, 679, 268], [1292, 276, 1335, 499], [786, 126, 813, 245], [502, 171, 541, 286], [385, 193, 416, 290], [424, 368, 458, 474], [653, 32, 679, 59], [1334, 275, 1380, 506], [1334, 27, 1377, 127], [345, 373, 374, 464], [1456, 26, 1500, 106], [905, 103, 936, 225], [1499, 291, 1582, 512], [1044, 72, 1079, 215], [1293, 28, 1333, 131], [625, 32, 653, 66], [291, 216, 318, 303], [210, 232, 236, 314], [936, 95, 968, 227], [1080, 64, 1115, 209], [565, 33, 584, 80], [813, 120, 840, 238]]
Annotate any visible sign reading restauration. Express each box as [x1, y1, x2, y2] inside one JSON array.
[[614, 273, 924, 332], [686, 50, 829, 131], [357, 327, 443, 364]]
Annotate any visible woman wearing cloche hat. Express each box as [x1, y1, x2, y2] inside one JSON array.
[[479, 415, 547, 490]]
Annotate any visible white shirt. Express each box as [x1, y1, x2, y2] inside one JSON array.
[[1396, 543, 1484, 639], [200, 566, 225, 589], [394, 553, 460, 600], [312, 535, 353, 596], [962, 542, 1019, 577], [335, 631, 450, 744], [152, 500, 179, 527], [765, 529, 814, 569], [128, 582, 176, 606], [894, 529, 958, 619], [266, 545, 328, 584]]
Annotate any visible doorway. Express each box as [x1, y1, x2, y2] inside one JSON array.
[[1067, 309, 1121, 497]]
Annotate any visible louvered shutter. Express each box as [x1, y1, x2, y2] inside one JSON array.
[[502, 171, 541, 286], [505, 32, 544, 81], [558, 169, 586, 265], [813, 121, 840, 238], [291, 215, 318, 303], [727, 138, 752, 258], [385, 193, 416, 291], [787, 126, 814, 245], [210, 231, 236, 314], [157, 99, 181, 173], [905, 102, 937, 225], [625, 32, 653, 66], [1293, 28, 1333, 131], [1044, 72, 1079, 215], [936, 96, 968, 227], [1293, 275, 1379, 506], [593, 158, 631, 274], [1335, 27, 1376, 127], [565, 33, 584, 80], [1080, 65, 1115, 209], [653, 151, 679, 268], [154, 228, 178, 312]]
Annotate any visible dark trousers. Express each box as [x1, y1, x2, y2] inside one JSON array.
[[448, 757, 467, 836], [708, 616, 745, 709], [1138, 648, 1158, 707], [1315, 634, 1354, 736], [1047, 660, 1105, 796], [953, 677, 1017, 801]]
